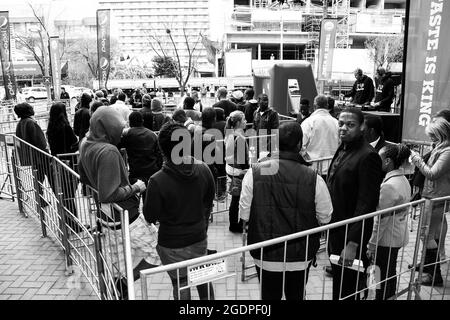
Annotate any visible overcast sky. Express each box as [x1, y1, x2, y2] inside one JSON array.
[[0, 0, 99, 19]]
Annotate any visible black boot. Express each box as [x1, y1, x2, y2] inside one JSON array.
[[422, 248, 443, 286]]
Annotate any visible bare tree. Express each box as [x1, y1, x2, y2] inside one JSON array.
[[146, 24, 203, 95], [365, 35, 403, 70]]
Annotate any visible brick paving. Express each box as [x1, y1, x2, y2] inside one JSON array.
[[0, 199, 96, 300], [1, 196, 449, 300]]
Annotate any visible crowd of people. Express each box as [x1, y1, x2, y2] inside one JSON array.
[[12, 82, 450, 301]]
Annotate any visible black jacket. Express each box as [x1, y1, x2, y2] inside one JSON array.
[[374, 73, 395, 112], [118, 126, 162, 180], [73, 107, 91, 141], [248, 152, 320, 262], [213, 99, 237, 117], [326, 136, 383, 262], [144, 158, 215, 248], [345, 75, 375, 105]]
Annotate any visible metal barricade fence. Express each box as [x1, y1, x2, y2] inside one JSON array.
[[0, 134, 15, 200], [9, 135, 135, 300], [138, 199, 447, 300]]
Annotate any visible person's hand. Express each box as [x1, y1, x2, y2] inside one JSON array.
[[366, 243, 376, 261], [339, 242, 358, 267], [409, 150, 421, 165], [339, 93, 344, 100], [134, 179, 146, 193]]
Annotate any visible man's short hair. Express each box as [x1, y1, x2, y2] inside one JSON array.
[[129, 111, 144, 127], [327, 97, 335, 110], [172, 109, 187, 123], [364, 114, 383, 137], [300, 98, 310, 106], [201, 107, 216, 128], [158, 122, 189, 159], [217, 87, 228, 99], [244, 88, 255, 100], [354, 68, 363, 76], [314, 95, 328, 109], [118, 92, 126, 102], [183, 96, 195, 110], [279, 121, 303, 152], [341, 107, 364, 125], [90, 101, 104, 115], [377, 67, 386, 77]]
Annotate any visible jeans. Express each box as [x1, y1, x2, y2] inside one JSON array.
[[157, 239, 214, 300], [255, 265, 310, 300]]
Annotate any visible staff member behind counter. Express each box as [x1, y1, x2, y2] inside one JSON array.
[[343, 68, 375, 106], [373, 68, 395, 113]]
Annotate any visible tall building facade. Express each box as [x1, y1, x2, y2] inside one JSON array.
[[98, 0, 214, 75]]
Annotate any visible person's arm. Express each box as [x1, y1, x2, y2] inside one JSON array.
[[344, 81, 356, 98], [73, 111, 81, 136], [28, 121, 48, 152], [239, 168, 254, 222], [347, 152, 382, 244], [411, 149, 450, 181], [143, 177, 161, 224], [270, 111, 280, 129], [203, 163, 216, 221], [367, 78, 375, 103], [65, 125, 78, 147], [97, 150, 140, 203], [314, 175, 333, 225], [300, 118, 313, 151]]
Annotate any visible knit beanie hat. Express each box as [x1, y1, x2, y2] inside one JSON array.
[[142, 94, 152, 108], [151, 98, 163, 112]]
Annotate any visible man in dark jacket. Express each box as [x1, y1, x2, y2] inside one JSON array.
[[253, 93, 280, 157], [326, 107, 383, 300], [373, 68, 395, 112], [139, 94, 153, 130], [213, 87, 236, 117], [118, 111, 162, 203], [344, 68, 375, 105], [362, 113, 394, 152], [144, 122, 216, 300], [239, 121, 332, 300]]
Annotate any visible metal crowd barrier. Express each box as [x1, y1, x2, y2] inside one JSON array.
[[138, 198, 450, 300], [9, 135, 135, 300]]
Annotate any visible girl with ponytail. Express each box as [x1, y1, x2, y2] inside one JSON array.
[[224, 111, 248, 233], [366, 143, 411, 300]]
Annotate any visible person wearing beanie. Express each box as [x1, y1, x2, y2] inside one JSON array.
[[151, 98, 170, 131], [94, 90, 104, 101], [139, 94, 153, 130], [231, 90, 245, 112]]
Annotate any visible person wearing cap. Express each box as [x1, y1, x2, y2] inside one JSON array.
[[94, 90, 104, 101], [231, 90, 245, 112], [213, 87, 237, 117], [151, 99, 170, 131], [373, 68, 395, 112]]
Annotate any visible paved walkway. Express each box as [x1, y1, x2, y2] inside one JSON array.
[[0, 199, 96, 300], [1, 196, 449, 300]]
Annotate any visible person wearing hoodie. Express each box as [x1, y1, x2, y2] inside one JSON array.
[[78, 106, 160, 299], [344, 68, 375, 106], [373, 68, 395, 112], [151, 98, 170, 131], [139, 93, 153, 131], [73, 92, 92, 142], [144, 122, 216, 300]]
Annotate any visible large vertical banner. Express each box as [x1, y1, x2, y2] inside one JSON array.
[[0, 11, 17, 100], [403, 0, 450, 143], [49, 36, 61, 100], [317, 18, 337, 81], [96, 9, 110, 90]]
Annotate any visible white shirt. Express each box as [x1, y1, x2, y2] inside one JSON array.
[[238, 168, 333, 271], [110, 100, 131, 124], [300, 109, 339, 175], [370, 136, 381, 149]]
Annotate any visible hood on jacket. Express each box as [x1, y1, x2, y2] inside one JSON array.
[[87, 106, 125, 146], [162, 156, 203, 181]]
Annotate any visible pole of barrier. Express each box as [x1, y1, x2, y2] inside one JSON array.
[[32, 168, 47, 237], [120, 208, 135, 300], [11, 154, 24, 214], [141, 273, 149, 300], [53, 160, 73, 274], [93, 228, 108, 300]]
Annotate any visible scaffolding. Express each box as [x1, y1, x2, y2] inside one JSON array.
[[302, 15, 321, 62]]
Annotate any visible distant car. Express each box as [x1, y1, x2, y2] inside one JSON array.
[[22, 87, 48, 102], [72, 87, 94, 101]]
